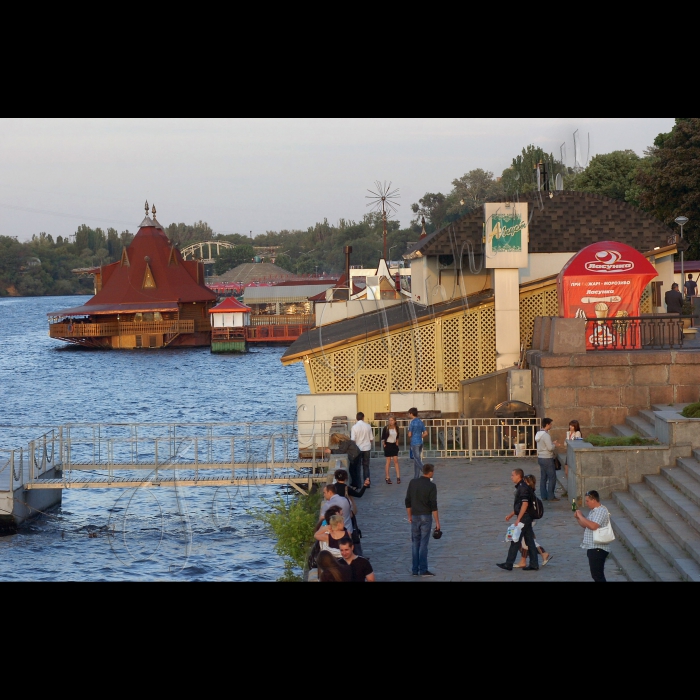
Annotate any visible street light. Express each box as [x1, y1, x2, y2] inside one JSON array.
[[675, 216, 689, 298]]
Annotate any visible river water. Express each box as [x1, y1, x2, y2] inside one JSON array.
[[0, 295, 309, 581]]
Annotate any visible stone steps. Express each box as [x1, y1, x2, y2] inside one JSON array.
[[662, 462, 700, 508], [646, 473, 700, 536], [677, 457, 700, 488], [612, 424, 638, 438], [608, 540, 653, 582], [607, 501, 683, 581], [613, 491, 700, 581], [625, 414, 657, 439]]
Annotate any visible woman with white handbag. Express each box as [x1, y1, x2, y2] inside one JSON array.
[[573, 490, 615, 582]]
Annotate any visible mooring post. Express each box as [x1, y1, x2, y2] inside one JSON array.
[[230, 437, 235, 481], [154, 438, 159, 481], [271, 436, 275, 480], [194, 436, 199, 481]]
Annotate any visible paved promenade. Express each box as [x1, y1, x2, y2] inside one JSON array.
[[355, 457, 627, 582]]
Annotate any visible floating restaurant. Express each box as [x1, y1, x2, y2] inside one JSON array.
[[47, 203, 217, 348]]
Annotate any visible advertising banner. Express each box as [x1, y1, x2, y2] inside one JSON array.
[[484, 202, 528, 268], [557, 241, 657, 350]]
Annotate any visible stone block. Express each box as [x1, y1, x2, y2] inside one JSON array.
[[581, 475, 628, 500], [629, 351, 672, 365], [549, 317, 587, 355], [538, 355, 574, 367], [591, 406, 628, 430], [578, 386, 621, 407], [631, 364, 669, 386], [674, 351, 700, 365], [591, 366, 631, 387], [572, 352, 630, 367], [669, 364, 700, 385], [532, 317, 543, 350], [542, 367, 592, 388], [622, 385, 650, 408], [543, 387, 576, 408], [626, 448, 668, 482], [649, 385, 674, 406], [546, 407, 592, 431], [676, 384, 700, 404], [540, 317, 552, 352]]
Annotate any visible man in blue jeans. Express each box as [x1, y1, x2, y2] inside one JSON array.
[[534, 417, 559, 501], [405, 463, 440, 577], [408, 407, 428, 480]]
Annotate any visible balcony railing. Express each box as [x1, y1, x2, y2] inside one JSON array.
[[49, 320, 195, 339], [250, 314, 313, 326], [585, 315, 696, 350]]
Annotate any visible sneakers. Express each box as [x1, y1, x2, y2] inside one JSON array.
[[421, 571, 436, 577], [522, 565, 539, 570], [496, 563, 513, 571]]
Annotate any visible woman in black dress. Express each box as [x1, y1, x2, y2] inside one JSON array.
[[381, 415, 401, 484]]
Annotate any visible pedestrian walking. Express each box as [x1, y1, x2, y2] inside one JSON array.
[[514, 474, 552, 568], [574, 490, 612, 582], [337, 537, 375, 581], [405, 463, 440, 577], [351, 412, 374, 487], [535, 417, 559, 501], [665, 283, 684, 314], [381, 415, 401, 484], [407, 407, 428, 480], [497, 468, 539, 571]]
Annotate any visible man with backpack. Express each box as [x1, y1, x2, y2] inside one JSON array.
[[497, 468, 540, 571]]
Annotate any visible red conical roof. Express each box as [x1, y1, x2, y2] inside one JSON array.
[[209, 296, 251, 313]]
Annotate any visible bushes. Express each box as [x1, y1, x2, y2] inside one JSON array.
[[681, 402, 700, 418], [250, 488, 322, 581], [586, 434, 659, 447]]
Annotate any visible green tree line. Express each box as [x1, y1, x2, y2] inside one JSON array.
[[3, 119, 697, 296]]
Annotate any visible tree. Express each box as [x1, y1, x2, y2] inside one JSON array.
[[567, 150, 643, 204], [273, 253, 294, 272], [637, 118, 700, 259], [501, 144, 562, 195], [213, 244, 256, 275], [411, 192, 448, 232], [445, 169, 504, 219]]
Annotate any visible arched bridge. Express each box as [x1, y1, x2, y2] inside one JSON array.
[[180, 241, 237, 265]]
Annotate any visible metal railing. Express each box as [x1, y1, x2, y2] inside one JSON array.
[[585, 315, 697, 350], [49, 320, 196, 338], [249, 314, 314, 326]]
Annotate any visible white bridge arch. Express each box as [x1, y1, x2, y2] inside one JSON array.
[[180, 241, 237, 265]]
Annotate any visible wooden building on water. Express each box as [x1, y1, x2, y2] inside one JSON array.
[[47, 203, 217, 348], [209, 296, 251, 352]]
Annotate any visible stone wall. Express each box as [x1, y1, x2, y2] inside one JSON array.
[[528, 348, 700, 442]]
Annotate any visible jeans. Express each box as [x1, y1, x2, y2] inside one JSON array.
[[359, 450, 371, 482], [349, 456, 362, 489], [505, 514, 538, 568], [411, 514, 432, 574], [587, 548, 609, 582], [538, 458, 557, 500], [412, 444, 424, 479]]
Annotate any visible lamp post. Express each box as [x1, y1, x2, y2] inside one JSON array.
[[675, 216, 689, 298]]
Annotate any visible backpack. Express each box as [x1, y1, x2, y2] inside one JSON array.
[[528, 487, 544, 520]]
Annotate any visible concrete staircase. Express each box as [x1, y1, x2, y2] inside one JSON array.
[[600, 406, 700, 581]]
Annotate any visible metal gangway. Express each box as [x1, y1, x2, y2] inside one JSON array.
[[2, 420, 347, 495]]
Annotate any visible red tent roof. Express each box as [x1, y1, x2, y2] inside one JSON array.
[[209, 297, 252, 313], [48, 217, 216, 317], [559, 241, 657, 278]]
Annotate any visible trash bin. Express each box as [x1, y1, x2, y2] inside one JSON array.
[[494, 401, 536, 452]]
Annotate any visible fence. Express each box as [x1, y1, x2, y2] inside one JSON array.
[[585, 315, 697, 350]]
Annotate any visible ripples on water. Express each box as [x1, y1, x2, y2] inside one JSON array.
[[0, 296, 310, 580]]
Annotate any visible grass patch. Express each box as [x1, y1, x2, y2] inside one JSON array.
[[586, 434, 659, 447], [249, 488, 322, 582], [681, 402, 700, 418]]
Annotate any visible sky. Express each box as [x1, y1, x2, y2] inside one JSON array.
[[0, 118, 676, 243]]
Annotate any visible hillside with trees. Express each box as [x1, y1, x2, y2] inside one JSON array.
[[2, 119, 696, 297]]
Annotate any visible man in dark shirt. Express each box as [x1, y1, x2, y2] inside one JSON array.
[[685, 274, 697, 299], [497, 468, 539, 571], [338, 537, 375, 581], [665, 283, 684, 314], [405, 463, 440, 577]]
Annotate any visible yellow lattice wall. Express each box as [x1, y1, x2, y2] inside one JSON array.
[[303, 282, 556, 416], [640, 285, 652, 314]]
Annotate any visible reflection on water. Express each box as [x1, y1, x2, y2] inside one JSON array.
[[0, 296, 309, 580]]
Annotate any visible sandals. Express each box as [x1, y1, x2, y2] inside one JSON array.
[[385, 478, 392, 484], [397, 477, 401, 484]]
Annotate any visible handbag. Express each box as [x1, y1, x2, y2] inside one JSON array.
[[554, 454, 562, 471], [307, 540, 321, 569], [350, 513, 362, 544], [593, 515, 615, 545]]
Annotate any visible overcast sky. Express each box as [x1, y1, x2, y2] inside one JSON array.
[[0, 118, 675, 243]]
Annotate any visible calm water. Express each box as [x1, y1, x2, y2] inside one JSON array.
[[0, 296, 309, 581]]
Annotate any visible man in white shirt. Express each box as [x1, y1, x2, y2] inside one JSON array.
[[351, 412, 374, 487], [574, 490, 611, 582]]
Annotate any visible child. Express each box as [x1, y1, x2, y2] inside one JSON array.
[[514, 474, 552, 568]]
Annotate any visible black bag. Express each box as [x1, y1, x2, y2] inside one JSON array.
[[528, 487, 544, 520], [307, 540, 321, 570], [351, 514, 362, 544], [554, 454, 562, 471]]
